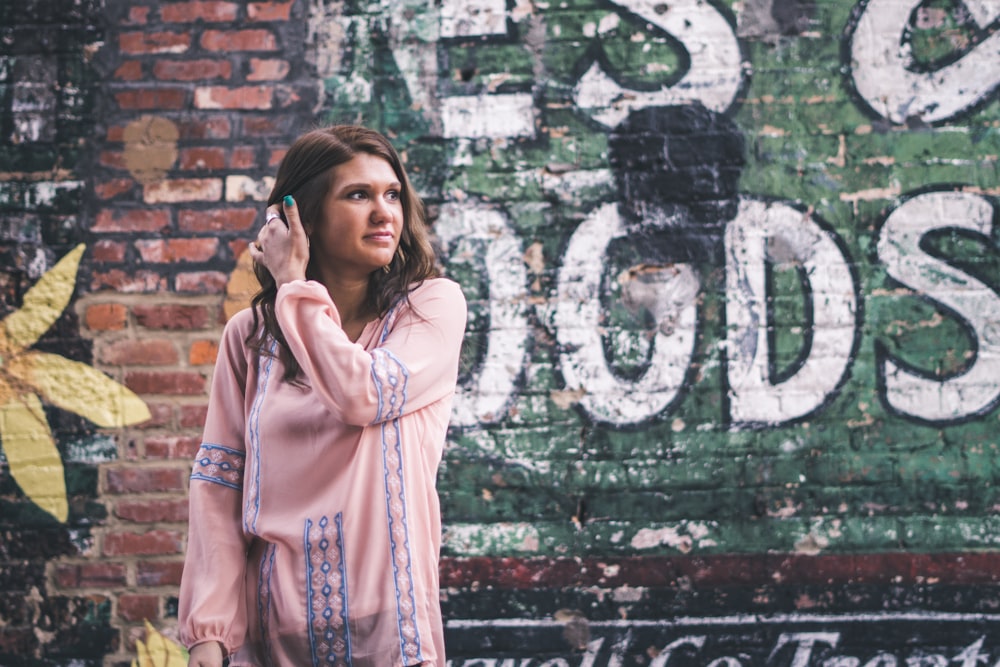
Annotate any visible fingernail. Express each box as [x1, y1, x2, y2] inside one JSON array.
[[283, 194, 294, 207]]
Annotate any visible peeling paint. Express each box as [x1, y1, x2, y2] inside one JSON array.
[[122, 115, 179, 185]]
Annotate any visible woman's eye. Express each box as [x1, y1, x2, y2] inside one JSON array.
[[348, 190, 368, 200], [386, 190, 400, 201]]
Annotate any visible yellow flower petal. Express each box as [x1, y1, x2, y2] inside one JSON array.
[[140, 620, 188, 666], [0, 390, 67, 522], [224, 246, 259, 321], [132, 640, 147, 667], [10, 351, 151, 428], [2, 244, 86, 352]]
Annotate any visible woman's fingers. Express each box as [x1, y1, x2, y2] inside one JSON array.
[[281, 194, 302, 235], [251, 195, 309, 286]]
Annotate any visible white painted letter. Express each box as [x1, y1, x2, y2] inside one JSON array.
[[648, 635, 707, 667], [877, 191, 1000, 422], [574, 0, 744, 126], [725, 199, 858, 425], [436, 202, 530, 427], [768, 632, 840, 667], [848, 0, 1000, 124], [554, 203, 699, 425]]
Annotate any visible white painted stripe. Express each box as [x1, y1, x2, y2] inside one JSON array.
[[441, 93, 535, 138]]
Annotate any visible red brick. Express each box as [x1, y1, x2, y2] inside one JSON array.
[[145, 435, 202, 460], [97, 338, 179, 366], [229, 238, 252, 258], [97, 151, 127, 170], [268, 147, 287, 166], [98, 150, 126, 169], [154, 58, 232, 82], [161, 1, 240, 23], [115, 88, 188, 110], [133, 304, 211, 330], [143, 178, 223, 204], [125, 6, 151, 24], [119, 31, 191, 55], [114, 60, 144, 81], [248, 1, 293, 21], [115, 498, 189, 523], [135, 237, 220, 263], [230, 146, 257, 169], [84, 303, 128, 331], [188, 339, 219, 366], [244, 115, 290, 137], [91, 270, 168, 293], [136, 561, 185, 587], [94, 178, 136, 199], [91, 240, 127, 263], [177, 116, 232, 140], [179, 146, 227, 170], [176, 271, 228, 294], [201, 29, 277, 52], [93, 208, 171, 233], [54, 562, 127, 589], [126, 371, 207, 396], [194, 85, 273, 110], [180, 404, 209, 428], [103, 530, 184, 557], [118, 594, 160, 622], [178, 207, 257, 232], [135, 402, 174, 429], [247, 58, 289, 81], [106, 466, 187, 494]]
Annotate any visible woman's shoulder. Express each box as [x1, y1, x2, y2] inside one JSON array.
[[221, 306, 258, 343]]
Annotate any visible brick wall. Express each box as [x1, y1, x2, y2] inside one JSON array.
[[2, 0, 999, 665]]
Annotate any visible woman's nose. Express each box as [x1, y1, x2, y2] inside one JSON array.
[[370, 197, 392, 223]]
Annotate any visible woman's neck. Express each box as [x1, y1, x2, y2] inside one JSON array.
[[322, 274, 375, 335]]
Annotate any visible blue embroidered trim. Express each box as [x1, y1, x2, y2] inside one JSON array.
[[190, 443, 245, 490], [305, 514, 351, 666], [245, 340, 277, 535], [378, 299, 402, 345], [258, 543, 276, 667], [370, 348, 409, 423], [381, 415, 423, 663]]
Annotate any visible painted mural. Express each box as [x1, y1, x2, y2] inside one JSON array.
[[304, 0, 1000, 551], [0, 0, 999, 663]]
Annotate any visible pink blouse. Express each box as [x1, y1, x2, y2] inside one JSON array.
[[179, 278, 467, 667]]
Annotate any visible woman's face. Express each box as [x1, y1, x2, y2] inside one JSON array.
[[310, 152, 404, 282]]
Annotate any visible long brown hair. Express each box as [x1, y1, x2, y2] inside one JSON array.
[[247, 125, 439, 381]]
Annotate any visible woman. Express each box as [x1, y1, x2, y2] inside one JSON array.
[[179, 125, 467, 667]]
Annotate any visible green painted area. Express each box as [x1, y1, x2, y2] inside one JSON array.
[[317, 0, 1000, 557]]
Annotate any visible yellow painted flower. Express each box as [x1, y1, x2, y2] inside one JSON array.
[[132, 620, 189, 667], [0, 244, 151, 522]]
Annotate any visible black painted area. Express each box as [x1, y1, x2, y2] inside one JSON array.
[[0, 595, 114, 667], [441, 583, 1000, 622], [771, 0, 818, 36], [0, 1, 112, 664], [607, 104, 746, 264]]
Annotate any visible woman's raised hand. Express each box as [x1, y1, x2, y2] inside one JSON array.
[[249, 194, 310, 287]]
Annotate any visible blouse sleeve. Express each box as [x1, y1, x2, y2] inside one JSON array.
[[274, 278, 468, 426], [178, 313, 253, 655]]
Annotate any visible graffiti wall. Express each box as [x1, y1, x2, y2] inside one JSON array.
[[0, 0, 998, 664]]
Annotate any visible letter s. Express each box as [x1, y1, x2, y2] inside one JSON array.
[[876, 190, 1000, 422]]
